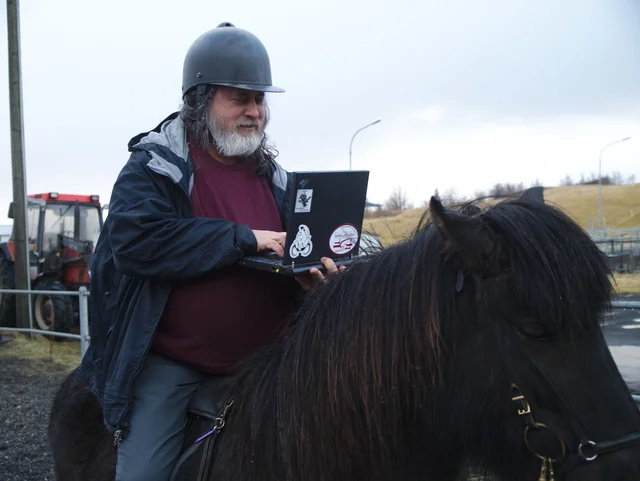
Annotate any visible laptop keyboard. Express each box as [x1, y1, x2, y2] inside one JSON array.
[[243, 252, 282, 264]]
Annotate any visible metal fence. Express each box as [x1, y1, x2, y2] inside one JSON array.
[[589, 227, 640, 243], [0, 287, 90, 356], [588, 227, 640, 273]]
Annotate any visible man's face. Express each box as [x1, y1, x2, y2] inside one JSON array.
[[208, 86, 266, 157]]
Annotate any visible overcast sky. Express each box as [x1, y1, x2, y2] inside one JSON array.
[[0, 0, 639, 226]]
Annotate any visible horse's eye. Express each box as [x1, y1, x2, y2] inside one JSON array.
[[516, 321, 553, 342]]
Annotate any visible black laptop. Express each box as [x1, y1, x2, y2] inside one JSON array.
[[239, 170, 370, 276]]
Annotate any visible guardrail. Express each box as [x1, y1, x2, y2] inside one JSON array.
[[0, 286, 90, 356], [613, 300, 640, 309], [589, 227, 640, 240]]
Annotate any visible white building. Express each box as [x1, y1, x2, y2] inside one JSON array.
[[0, 225, 11, 243]]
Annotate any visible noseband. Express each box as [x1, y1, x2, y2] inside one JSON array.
[[504, 323, 640, 478]]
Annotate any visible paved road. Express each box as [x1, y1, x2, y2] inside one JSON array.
[[604, 296, 640, 395]]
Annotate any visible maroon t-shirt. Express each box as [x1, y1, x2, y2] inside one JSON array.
[[151, 144, 297, 374]]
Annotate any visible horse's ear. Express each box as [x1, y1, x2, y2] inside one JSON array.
[[429, 196, 497, 273], [520, 186, 544, 202]]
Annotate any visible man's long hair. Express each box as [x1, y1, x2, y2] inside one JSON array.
[[180, 85, 278, 178]]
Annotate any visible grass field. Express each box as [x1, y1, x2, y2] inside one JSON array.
[[364, 183, 640, 294], [544, 183, 640, 229], [0, 331, 82, 369]]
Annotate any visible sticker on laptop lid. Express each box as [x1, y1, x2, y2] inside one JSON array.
[[289, 224, 313, 258], [329, 224, 359, 255], [294, 189, 313, 213]]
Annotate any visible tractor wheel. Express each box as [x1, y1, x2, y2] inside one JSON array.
[[32, 279, 73, 342], [0, 257, 16, 328]]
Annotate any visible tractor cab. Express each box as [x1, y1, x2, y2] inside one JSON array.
[[20, 193, 103, 286], [0, 193, 104, 336]]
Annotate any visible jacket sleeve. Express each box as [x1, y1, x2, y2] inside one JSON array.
[[106, 152, 258, 282]]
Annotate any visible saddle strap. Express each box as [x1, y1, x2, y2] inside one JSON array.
[[197, 430, 217, 481], [168, 426, 222, 481]]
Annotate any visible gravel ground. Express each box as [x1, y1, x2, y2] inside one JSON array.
[[0, 352, 70, 481]]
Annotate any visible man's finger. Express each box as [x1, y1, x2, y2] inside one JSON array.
[[275, 232, 286, 247], [308, 267, 325, 282], [321, 257, 339, 276], [269, 240, 284, 257]]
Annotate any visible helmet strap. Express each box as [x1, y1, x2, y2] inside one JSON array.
[[195, 84, 208, 107], [184, 84, 211, 122]]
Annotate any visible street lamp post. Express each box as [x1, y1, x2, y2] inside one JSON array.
[[349, 119, 381, 170], [597, 136, 631, 231]]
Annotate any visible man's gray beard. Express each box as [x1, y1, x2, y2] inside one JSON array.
[[208, 117, 263, 157]]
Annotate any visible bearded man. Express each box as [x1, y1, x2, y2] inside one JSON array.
[[76, 23, 341, 481]]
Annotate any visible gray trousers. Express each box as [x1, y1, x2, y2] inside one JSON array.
[[115, 353, 208, 481]]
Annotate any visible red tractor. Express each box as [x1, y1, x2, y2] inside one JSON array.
[[0, 193, 104, 338]]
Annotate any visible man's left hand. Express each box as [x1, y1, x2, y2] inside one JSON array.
[[295, 257, 346, 292]]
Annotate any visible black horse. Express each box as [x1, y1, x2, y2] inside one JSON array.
[[48, 194, 640, 480]]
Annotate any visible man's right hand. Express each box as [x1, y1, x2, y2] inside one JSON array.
[[252, 230, 286, 257]]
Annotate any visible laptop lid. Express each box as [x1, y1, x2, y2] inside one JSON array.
[[281, 170, 369, 267]]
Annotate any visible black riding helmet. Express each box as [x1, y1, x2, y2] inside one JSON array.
[[182, 22, 284, 105]]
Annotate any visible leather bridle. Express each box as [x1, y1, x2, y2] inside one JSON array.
[[502, 319, 640, 478], [454, 267, 640, 477]]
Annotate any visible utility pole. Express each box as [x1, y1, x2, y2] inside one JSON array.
[[6, 0, 30, 328]]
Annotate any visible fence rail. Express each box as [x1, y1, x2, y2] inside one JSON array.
[[612, 300, 640, 309], [588, 227, 640, 240], [0, 286, 90, 356], [588, 228, 640, 275]]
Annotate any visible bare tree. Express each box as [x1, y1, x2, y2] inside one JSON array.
[[611, 171, 625, 185], [441, 187, 459, 206], [580, 172, 605, 185], [473, 189, 486, 200], [560, 175, 573, 186], [384, 186, 410, 211], [489, 182, 525, 197]]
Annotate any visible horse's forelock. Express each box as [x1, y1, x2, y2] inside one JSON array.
[[481, 199, 614, 336]]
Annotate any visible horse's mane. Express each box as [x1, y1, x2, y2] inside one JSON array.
[[464, 197, 612, 335], [213, 196, 614, 481], [217, 216, 454, 480]]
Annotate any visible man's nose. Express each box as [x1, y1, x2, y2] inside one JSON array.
[[244, 99, 260, 118]]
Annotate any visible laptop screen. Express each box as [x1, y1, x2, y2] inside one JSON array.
[[282, 170, 369, 266]]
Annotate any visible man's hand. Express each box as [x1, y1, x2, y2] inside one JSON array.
[[295, 257, 346, 292], [253, 230, 286, 257]]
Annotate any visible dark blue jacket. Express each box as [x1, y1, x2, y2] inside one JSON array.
[[77, 112, 296, 442]]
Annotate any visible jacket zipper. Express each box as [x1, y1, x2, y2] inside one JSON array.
[[113, 292, 170, 446], [114, 161, 192, 446]]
